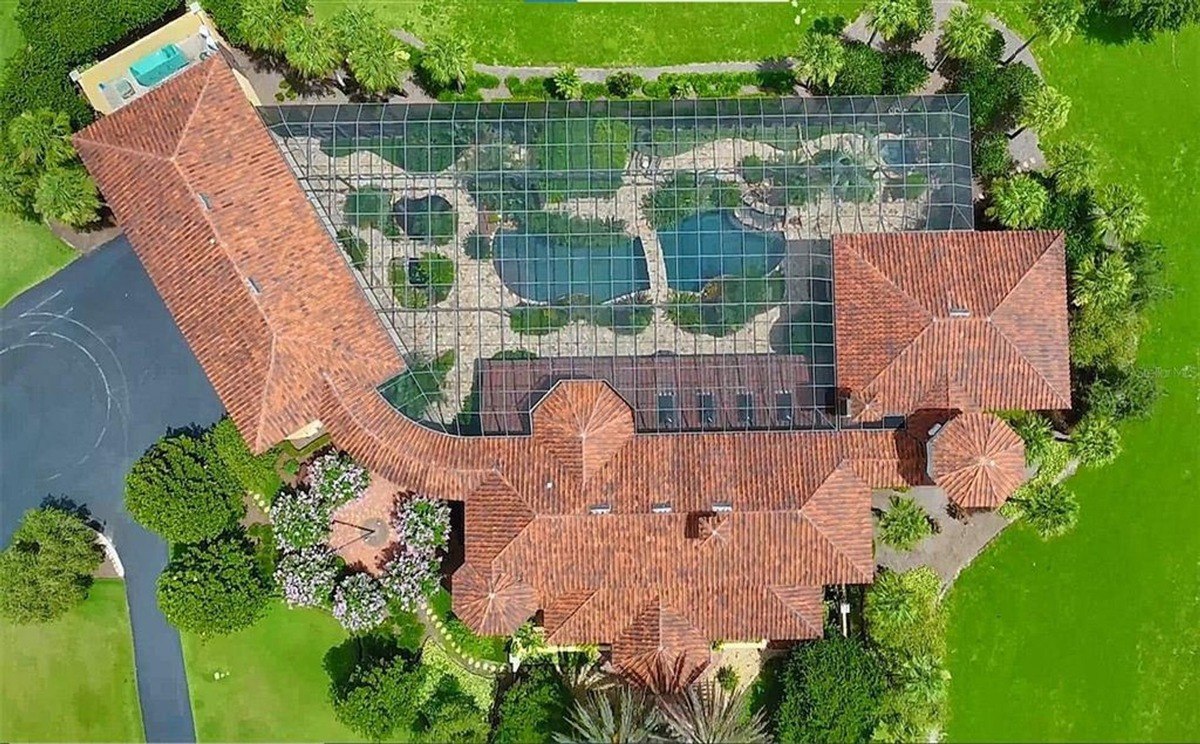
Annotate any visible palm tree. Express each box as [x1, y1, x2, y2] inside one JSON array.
[[329, 3, 382, 53], [795, 32, 845, 92], [1005, 0, 1084, 63], [554, 652, 612, 699], [552, 67, 583, 100], [239, 0, 293, 55], [1093, 183, 1148, 243], [1043, 140, 1098, 195], [1015, 480, 1080, 538], [283, 18, 341, 80], [895, 653, 950, 708], [1072, 252, 1133, 309], [1070, 414, 1122, 468], [7, 109, 74, 169], [937, 6, 993, 66], [554, 687, 663, 744], [419, 35, 472, 92], [346, 33, 409, 96], [1014, 84, 1071, 138], [34, 166, 100, 228], [659, 682, 769, 744], [868, 0, 916, 44], [986, 173, 1048, 228]]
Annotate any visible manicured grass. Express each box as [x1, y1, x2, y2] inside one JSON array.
[[944, 20, 1200, 743], [0, 0, 22, 61], [313, 0, 862, 66], [182, 600, 392, 742], [0, 579, 144, 743]]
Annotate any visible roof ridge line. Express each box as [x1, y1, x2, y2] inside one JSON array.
[[73, 137, 172, 163], [989, 231, 1064, 320], [171, 58, 218, 161], [985, 318, 1069, 407], [797, 469, 872, 580], [768, 585, 823, 637]]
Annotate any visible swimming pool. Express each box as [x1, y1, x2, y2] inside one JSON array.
[[657, 210, 787, 292], [492, 230, 651, 303]]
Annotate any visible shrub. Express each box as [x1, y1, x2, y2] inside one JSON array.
[[283, 17, 341, 80], [1007, 480, 1079, 539], [394, 196, 457, 245], [605, 71, 642, 98], [1072, 251, 1133, 310], [1070, 303, 1145, 370], [1005, 411, 1056, 465], [493, 662, 573, 744], [775, 636, 885, 743], [156, 532, 271, 635], [972, 132, 1013, 180], [741, 154, 765, 184], [16, 0, 180, 67], [1093, 183, 1148, 243], [866, 567, 945, 662], [878, 495, 932, 550], [201, 0, 246, 45], [795, 31, 845, 92], [330, 651, 425, 740], [275, 545, 339, 608], [590, 295, 654, 336], [415, 675, 490, 742], [125, 432, 244, 542], [1071, 414, 1122, 467], [418, 638, 495, 711], [830, 42, 884, 96], [335, 229, 369, 269], [407, 251, 456, 305], [333, 572, 389, 633], [881, 50, 930, 95], [986, 173, 1048, 228], [209, 417, 280, 498], [417, 35, 472, 94], [552, 67, 584, 100], [33, 164, 101, 227], [270, 488, 331, 551], [380, 495, 450, 610], [239, 0, 296, 54], [380, 350, 455, 419], [306, 450, 370, 507], [0, 507, 102, 624], [463, 231, 491, 260], [509, 305, 571, 336], [716, 665, 740, 693], [950, 60, 1037, 133], [1085, 366, 1160, 421]]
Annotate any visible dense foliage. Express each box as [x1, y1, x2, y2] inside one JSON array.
[[275, 545, 340, 608], [209, 416, 280, 498], [1, 109, 101, 226], [830, 42, 884, 96], [774, 636, 886, 743], [332, 572, 389, 633], [881, 50, 930, 95], [306, 450, 370, 506], [878, 495, 933, 550], [1094, 0, 1200, 37], [417, 35, 472, 94], [1005, 479, 1080, 539], [493, 663, 573, 744], [381, 495, 451, 610], [560, 687, 664, 744], [972, 132, 1014, 181], [156, 531, 271, 635], [666, 272, 785, 338], [0, 507, 102, 624], [125, 432, 244, 543], [330, 650, 426, 740]]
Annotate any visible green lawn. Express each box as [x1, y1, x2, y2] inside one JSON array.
[[312, 0, 861, 66], [944, 20, 1200, 743], [0, 579, 144, 743]]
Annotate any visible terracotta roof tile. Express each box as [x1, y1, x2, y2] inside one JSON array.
[[531, 381, 635, 483], [451, 563, 539, 636], [930, 412, 1026, 509]]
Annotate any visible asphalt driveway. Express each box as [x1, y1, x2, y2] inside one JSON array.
[[1, 237, 223, 743]]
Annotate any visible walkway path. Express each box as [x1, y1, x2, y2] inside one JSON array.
[[1, 238, 224, 743], [415, 598, 505, 676]]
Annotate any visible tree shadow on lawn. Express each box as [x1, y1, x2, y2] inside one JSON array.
[[1078, 7, 1139, 45], [323, 632, 406, 695]]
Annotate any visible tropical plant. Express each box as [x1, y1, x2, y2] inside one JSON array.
[[156, 531, 271, 635], [33, 165, 101, 227], [1007, 480, 1079, 538], [775, 636, 886, 743], [1097, 0, 1200, 37], [494, 662, 573, 744], [239, 0, 294, 54], [878, 495, 932, 550], [332, 572, 389, 633], [605, 71, 641, 98], [283, 18, 341, 79], [795, 32, 846, 91], [346, 36, 409, 95], [125, 432, 244, 543], [418, 35, 472, 92], [1072, 251, 1133, 309], [660, 682, 769, 744], [1071, 414, 1122, 467], [1006, 411, 1056, 465], [552, 67, 584, 100], [831, 42, 885, 96], [1093, 183, 1148, 243], [881, 50, 930, 95], [986, 173, 1048, 228], [555, 687, 663, 744], [1043, 140, 1098, 195], [973, 131, 1013, 180], [553, 651, 611, 699], [1085, 366, 1160, 421], [715, 666, 739, 693], [867, 0, 934, 43], [939, 6, 994, 64], [865, 567, 945, 661], [1004, 0, 1083, 63], [275, 545, 339, 607], [329, 651, 426, 740], [1070, 303, 1146, 369], [0, 507, 102, 624], [7, 109, 73, 168], [1016, 84, 1071, 137]]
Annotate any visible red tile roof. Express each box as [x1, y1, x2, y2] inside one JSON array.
[[75, 59, 1068, 684], [929, 412, 1026, 509], [833, 231, 1071, 421]]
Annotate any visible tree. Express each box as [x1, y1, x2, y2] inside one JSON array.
[[493, 663, 573, 744], [0, 507, 102, 624], [419, 35, 472, 93], [878, 495, 932, 550], [660, 683, 769, 744], [1015, 84, 1071, 138], [1097, 0, 1200, 38], [332, 572, 389, 633], [1071, 414, 1122, 467], [551, 67, 584, 100], [33, 165, 100, 227], [939, 6, 994, 64], [1093, 183, 1148, 243], [346, 33, 409, 95], [1005, 0, 1084, 63], [865, 567, 945, 661], [986, 173, 1049, 228], [415, 676, 490, 743], [1006, 411, 1056, 465], [775, 636, 885, 743], [972, 131, 1013, 180], [556, 687, 663, 744], [283, 18, 341, 80], [239, 0, 295, 55], [881, 50, 930, 95], [1072, 251, 1133, 309], [1008, 481, 1079, 538], [330, 652, 426, 741], [867, 0, 933, 44], [156, 532, 271, 635], [1043, 140, 1098, 195], [1085, 366, 1160, 421], [7, 109, 73, 168], [830, 42, 884, 96], [795, 33, 845, 92], [125, 432, 244, 543]]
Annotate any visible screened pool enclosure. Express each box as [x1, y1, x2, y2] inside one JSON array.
[[260, 96, 973, 434]]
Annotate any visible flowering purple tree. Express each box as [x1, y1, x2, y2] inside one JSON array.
[[332, 572, 388, 633], [275, 546, 339, 608], [306, 451, 370, 507], [270, 487, 332, 551], [381, 495, 451, 610]]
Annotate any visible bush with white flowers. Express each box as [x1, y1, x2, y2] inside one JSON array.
[[270, 487, 332, 550], [306, 451, 370, 507], [380, 495, 451, 610], [332, 572, 388, 633], [275, 545, 340, 608]]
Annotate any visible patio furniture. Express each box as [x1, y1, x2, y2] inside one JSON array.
[[114, 78, 135, 100]]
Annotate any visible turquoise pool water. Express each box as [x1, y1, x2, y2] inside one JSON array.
[[492, 231, 651, 303], [657, 210, 786, 292]]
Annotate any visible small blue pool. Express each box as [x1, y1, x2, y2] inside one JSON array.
[[657, 210, 787, 292], [493, 230, 651, 303]]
